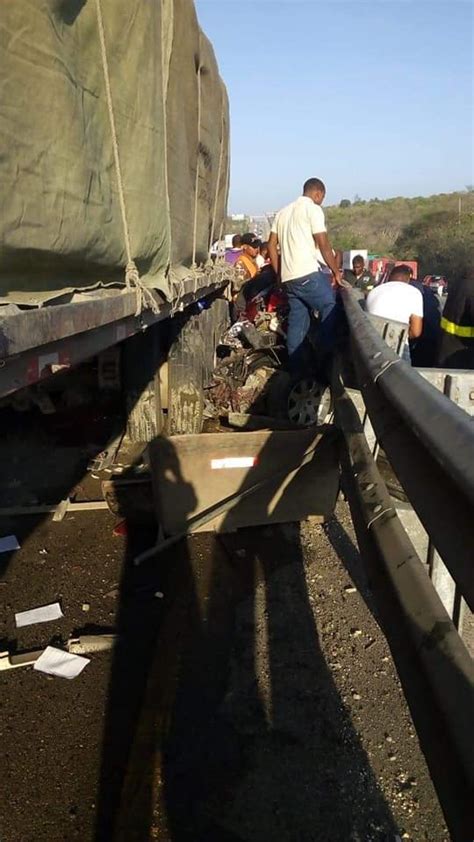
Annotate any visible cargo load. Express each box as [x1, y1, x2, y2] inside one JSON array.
[[0, 0, 230, 306]]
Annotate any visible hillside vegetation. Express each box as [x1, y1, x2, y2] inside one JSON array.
[[326, 191, 473, 281]]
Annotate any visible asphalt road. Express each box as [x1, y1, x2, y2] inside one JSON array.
[[0, 501, 449, 842]]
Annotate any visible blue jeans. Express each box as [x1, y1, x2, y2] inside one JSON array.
[[285, 272, 337, 372]]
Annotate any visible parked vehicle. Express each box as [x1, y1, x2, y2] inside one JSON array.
[[368, 258, 418, 284]]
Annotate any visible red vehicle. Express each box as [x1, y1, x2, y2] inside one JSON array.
[[369, 258, 418, 283]]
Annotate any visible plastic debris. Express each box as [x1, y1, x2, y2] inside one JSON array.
[[113, 520, 127, 537], [0, 535, 20, 554]]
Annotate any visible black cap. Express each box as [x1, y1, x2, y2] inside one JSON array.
[[241, 232, 262, 247]]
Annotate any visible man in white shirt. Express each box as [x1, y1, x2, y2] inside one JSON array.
[[267, 178, 344, 371], [366, 265, 424, 344]]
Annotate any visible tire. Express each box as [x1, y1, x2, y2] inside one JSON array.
[[167, 295, 230, 435], [287, 378, 333, 426], [168, 312, 205, 435]]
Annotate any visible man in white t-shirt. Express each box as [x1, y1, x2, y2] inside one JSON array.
[[366, 265, 423, 359], [267, 177, 344, 371]]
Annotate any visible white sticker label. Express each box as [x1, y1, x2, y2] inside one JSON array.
[[211, 457, 257, 470]]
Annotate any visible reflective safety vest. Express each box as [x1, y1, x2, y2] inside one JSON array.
[[438, 275, 474, 368], [440, 316, 474, 338]]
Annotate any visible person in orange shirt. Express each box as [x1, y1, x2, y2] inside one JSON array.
[[234, 233, 261, 284]]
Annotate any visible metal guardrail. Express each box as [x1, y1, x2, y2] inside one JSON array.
[[335, 290, 474, 838], [340, 287, 474, 614], [333, 372, 474, 840]]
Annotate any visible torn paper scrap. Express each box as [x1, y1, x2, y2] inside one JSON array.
[[0, 535, 20, 554], [15, 602, 64, 628], [33, 646, 90, 679]]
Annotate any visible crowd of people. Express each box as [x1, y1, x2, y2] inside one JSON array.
[[224, 177, 473, 371]]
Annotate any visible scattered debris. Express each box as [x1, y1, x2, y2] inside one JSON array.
[[33, 646, 90, 679], [227, 412, 298, 432], [39, 548, 49, 556], [15, 602, 63, 628], [53, 499, 110, 522], [81, 603, 90, 613], [0, 634, 116, 672], [0, 535, 20, 554], [344, 584, 357, 594], [351, 691, 362, 700], [113, 520, 127, 537], [155, 591, 164, 599], [0, 500, 110, 520], [350, 628, 363, 637], [68, 634, 116, 655]]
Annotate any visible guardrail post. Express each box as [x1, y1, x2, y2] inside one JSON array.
[[416, 369, 474, 645]]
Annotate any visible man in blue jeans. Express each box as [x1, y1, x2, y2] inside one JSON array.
[[267, 178, 344, 372]]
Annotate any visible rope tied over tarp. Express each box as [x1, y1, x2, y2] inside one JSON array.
[[191, 64, 203, 276], [95, 0, 159, 316]]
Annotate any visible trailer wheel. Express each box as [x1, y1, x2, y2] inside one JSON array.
[[122, 324, 165, 443], [167, 296, 230, 435], [167, 313, 205, 435]]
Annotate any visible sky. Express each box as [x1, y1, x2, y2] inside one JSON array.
[[195, 0, 473, 214]]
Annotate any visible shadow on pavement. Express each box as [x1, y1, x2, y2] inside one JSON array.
[[94, 429, 400, 841]]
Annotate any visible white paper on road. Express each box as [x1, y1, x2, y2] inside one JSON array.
[[33, 646, 90, 679], [0, 535, 20, 554], [15, 602, 64, 628]]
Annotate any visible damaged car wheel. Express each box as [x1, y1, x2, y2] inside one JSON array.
[[287, 378, 332, 426]]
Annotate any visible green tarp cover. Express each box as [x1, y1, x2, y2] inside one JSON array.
[[0, 0, 230, 305]]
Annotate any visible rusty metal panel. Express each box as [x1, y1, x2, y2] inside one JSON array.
[[0, 280, 227, 399], [149, 428, 340, 534]]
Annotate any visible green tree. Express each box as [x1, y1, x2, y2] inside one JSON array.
[[395, 211, 473, 282]]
